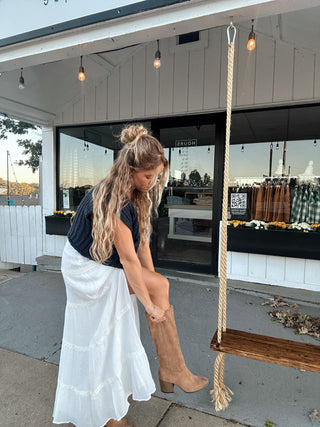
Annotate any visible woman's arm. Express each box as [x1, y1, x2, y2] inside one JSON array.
[[114, 220, 165, 322], [137, 239, 155, 272]]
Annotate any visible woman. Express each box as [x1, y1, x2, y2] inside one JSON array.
[[53, 125, 208, 427]]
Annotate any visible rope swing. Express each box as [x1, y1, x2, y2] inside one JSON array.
[[210, 23, 320, 412], [210, 22, 236, 412]]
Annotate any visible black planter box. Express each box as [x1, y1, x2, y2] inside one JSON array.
[[228, 227, 320, 260], [45, 215, 71, 236]]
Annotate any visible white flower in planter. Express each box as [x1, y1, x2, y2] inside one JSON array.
[[250, 220, 268, 230], [289, 222, 312, 232]]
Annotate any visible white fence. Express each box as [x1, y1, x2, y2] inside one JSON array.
[[0, 206, 42, 265]]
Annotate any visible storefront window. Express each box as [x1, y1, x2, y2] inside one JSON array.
[[156, 125, 215, 266], [228, 140, 320, 225], [57, 123, 150, 210]]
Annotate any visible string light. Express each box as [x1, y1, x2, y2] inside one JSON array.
[[314, 139, 317, 147], [78, 56, 85, 81], [208, 147, 211, 154], [18, 68, 25, 90], [241, 145, 244, 152], [276, 142, 279, 150], [154, 40, 161, 69], [247, 19, 256, 51]]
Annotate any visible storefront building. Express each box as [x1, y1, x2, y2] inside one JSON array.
[[0, 1, 320, 291]]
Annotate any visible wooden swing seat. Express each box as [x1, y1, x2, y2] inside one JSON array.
[[211, 329, 320, 373]]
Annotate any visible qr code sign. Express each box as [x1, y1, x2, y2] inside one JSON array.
[[230, 193, 247, 209]]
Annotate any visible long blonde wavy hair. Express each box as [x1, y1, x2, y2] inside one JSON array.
[[90, 124, 169, 263]]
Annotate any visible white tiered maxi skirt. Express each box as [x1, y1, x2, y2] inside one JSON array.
[[53, 240, 155, 427]]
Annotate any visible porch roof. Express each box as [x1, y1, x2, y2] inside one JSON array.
[[0, 0, 319, 125]]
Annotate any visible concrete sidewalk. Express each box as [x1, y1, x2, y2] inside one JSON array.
[[0, 269, 319, 426]]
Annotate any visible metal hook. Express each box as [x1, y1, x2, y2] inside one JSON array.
[[227, 22, 237, 45]]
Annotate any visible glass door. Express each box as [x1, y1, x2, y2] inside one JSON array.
[[153, 124, 216, 271]]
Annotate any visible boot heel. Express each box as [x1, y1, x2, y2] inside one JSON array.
[[160, 380, 174, 393]]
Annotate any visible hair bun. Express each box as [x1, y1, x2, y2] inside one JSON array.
[[120, 124, 148, 145]]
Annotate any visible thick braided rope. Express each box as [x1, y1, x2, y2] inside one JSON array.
[[211, 38, 235, 412], [218, 40, 234, 342]]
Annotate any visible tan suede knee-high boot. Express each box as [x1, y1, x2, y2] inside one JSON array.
[[145, 305, 209, 393]]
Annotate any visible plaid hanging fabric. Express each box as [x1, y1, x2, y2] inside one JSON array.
[[290, 185, 302, 223], [300, 185, 310, 223], [313, 186, 320, 224], [305, 185, 315, 224]]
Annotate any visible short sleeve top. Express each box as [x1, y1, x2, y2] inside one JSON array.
[[67, 188, 140, 269]]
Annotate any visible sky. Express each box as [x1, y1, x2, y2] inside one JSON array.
[[0, 128, 41, 184]]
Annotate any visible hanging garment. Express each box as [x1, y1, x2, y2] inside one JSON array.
[[53, 241, 155, 427], [275, 183, 285, 222], [306, 186, 315, 224], [283, 184, 291, 223], [265, 183, 274, 222], [290, 186, 303, 223], [314, 187, 320, 223], [272, 185, 281, 221], [250, 186, 258, 220], [254, 184, 265, 220], [300, 185, 310, 223]]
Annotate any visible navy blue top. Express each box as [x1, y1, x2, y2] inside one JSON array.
[[68, 188, 140, 269]]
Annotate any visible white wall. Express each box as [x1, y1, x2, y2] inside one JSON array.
[[55, 27, 320, 126], [43, 29, 320, 291], [223, 252, 320, 293], [0, 206, 42, 265]]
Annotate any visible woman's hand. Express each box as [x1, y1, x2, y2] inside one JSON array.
[[146, 304, 166, 323]]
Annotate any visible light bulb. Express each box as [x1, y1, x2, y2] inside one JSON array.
[[78, 56, 85, 81], [19, 69, 25, 90], [314, 139, 317, 147], [247, 20, 256, 51], [154, 40, 161, 69], [276, 143, 279, 150], [154, 57, 161, 69], [247, 37, 256, 51], [78, 68, 85, 81], [241, 145, 244, 152]]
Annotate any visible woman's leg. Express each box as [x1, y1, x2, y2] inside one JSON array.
[[127, 268, 170, 311], [130, 269, 209, 394]]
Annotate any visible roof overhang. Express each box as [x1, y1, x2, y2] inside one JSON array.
[[0, 0, 319, 73]]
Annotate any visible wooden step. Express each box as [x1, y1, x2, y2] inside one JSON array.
[[211, 329, 320, 373]]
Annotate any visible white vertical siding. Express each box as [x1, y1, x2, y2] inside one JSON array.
[[159, 39, 174, 115], [0, 206, 42, 265], [203, 28, 221, 110], [273, 40, 294, 102], [107, 68, 120, 120], [188, 49, 205, 111], [236, 29, 256, 106], [293, 48, 314, 100], [132, 47, 147, 117], [223, 252, 320, 292], [56, 27, 320, 126], [119, 56, 133, 119], [95, 80, 108, 121], [254, 37, 274, 104], [146, 42, 159, 117]]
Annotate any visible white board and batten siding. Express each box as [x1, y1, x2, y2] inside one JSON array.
[[0, 206, 42, 265], [49, 28, 320, 290], [222, 252, 320, 293], [55, 27, 320, 126]]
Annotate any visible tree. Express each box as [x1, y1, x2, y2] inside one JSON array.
[[0, 115, 42, 173], [16, 139, 42, 173]]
